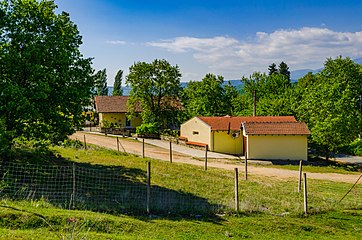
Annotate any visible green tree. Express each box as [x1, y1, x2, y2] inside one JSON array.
[[126, 59, 182, 128], [94, 68, 108, 96], [268, 63, 278, 75], [112, 69, 123, 96], [240, 72, 293, 116], [278, 61, 290, 81], [183, 74, 238, 117], [297, 57, 362, 159], [0, 0, 95, 151]]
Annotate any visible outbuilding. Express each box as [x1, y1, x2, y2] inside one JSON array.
[[180, 115, 310, 160], [243, 121, 310, 160], [95, 96, 142, 129]]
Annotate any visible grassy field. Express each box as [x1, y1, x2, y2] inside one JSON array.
[[0, 143, 361, 239], [253, 162, 361, 174]]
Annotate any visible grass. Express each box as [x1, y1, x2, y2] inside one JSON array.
[[0, 199, 361, 239], [256, 163, 361, 174], [51, 145, 361, 214], [0, 143, 361, 239]]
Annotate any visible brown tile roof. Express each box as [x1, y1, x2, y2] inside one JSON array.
[[243, 122, 310, 135], [198, 116, 297, 131], [95, 96, 142, 113]]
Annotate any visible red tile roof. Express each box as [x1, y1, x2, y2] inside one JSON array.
[[243, 122, 310, 135], [198, 116, 297, 131], [95, 96, 142, 113]]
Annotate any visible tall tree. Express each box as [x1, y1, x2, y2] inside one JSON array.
[[183, 74, 238, 117], [268, 63, 278, 75], [0, 0, 95, 150], [278, 61, 291, 81], [94, 68, 108, 96], [240, 72, 293, 116], [112, 69, 123, 96], [297, 57, 362, 159], [126, 59, 182, 128]]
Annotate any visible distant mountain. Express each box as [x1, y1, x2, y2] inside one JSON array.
[[106, 58, 362, 95], [354, 58, 362, 65], [106, 86, 132, 96], [181, 79, 243, 89], [290, 68, 322, 82], [290, 58, 362, 81]]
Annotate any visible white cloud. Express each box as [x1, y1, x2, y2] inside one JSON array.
[[106, 40, 127, 45], [147, 28, 362, 78]]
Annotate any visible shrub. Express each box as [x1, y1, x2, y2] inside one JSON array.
[[136, 123, 159, 135], [101, 120, 111, 128], [160, 129, 179, 137], [348, 138, 362, 156]]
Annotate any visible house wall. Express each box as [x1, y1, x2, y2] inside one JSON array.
[[213, 131, 243, 155], [246, 135, 308, 161], [99, 113, 142, 128], [180, 117, 212, 149]]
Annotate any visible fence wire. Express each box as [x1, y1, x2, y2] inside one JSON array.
[[0, 161, 234, 215]]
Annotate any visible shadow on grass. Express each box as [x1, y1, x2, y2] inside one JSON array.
[[0, 148, 223, 221]]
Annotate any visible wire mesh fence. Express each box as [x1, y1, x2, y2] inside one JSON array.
[[0, 161, 234, 215]]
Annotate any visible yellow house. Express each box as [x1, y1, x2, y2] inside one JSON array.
[[180, 115, 310, 160], [95, 96, 142, 129]]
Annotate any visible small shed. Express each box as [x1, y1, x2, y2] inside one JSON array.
[[243, 122, 310, 161]]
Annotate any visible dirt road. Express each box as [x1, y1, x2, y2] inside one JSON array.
[[70, 132, 361, 184]]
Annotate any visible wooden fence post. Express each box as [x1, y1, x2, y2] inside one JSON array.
[[169, 141, 172, 163], [117, 137, 119, 152], [72, 163, 76, 209], [298, 160, 303, 192], [303, 173, 308, 215], [83, 135, 87, 150], [234, 168, 239, 212], [142, 139, 145, 158], [245, 152, 248, 181], [204, 145, 208, 171], [147, 162, 151, 214]]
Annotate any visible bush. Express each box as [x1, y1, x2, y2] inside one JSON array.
[[0, 119, 11, 157], [160, 129, 179, 137], [101, 120, 111, 128], [12, 136, 51, 155], [59, 139, 83, 149], [136, 123, 159, 135], [348, 138, 362, 156]]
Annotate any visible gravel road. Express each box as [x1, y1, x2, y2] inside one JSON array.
[[70, 132, 361, 184]]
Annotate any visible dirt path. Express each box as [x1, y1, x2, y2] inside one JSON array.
[[70, 132, 361, 184]]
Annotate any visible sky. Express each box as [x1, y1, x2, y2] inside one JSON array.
[[54, 0, 362, 85]]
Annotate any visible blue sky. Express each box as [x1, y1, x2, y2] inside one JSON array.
[[55, 0, 362, 85]]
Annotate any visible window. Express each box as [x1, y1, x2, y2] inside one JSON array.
[[126, 118, 131, 127], [192, 131, 199, 135]]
